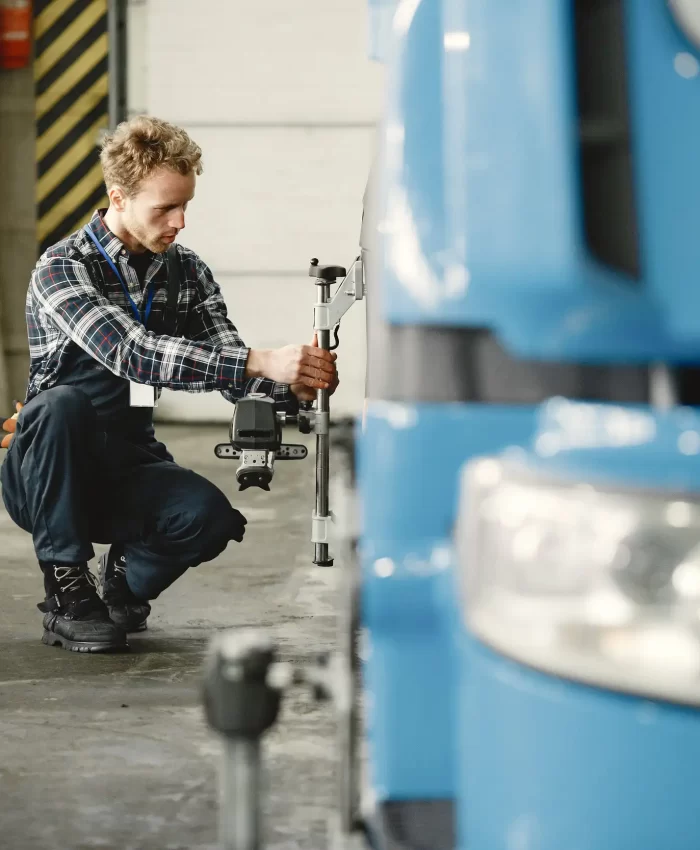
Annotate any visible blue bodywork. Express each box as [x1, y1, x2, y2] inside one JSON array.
[[359, 403, 537, 800], [359, 0, 700, 847], [459, 634, 700, 850], [381, 0, 700, 356]]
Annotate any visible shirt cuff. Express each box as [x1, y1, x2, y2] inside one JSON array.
[[282, 387, 299, 415], [216, 346, 250, 390]]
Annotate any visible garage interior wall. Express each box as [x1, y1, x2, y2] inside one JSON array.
[[0, 1, 381, 419], [129, 0, 383, 422]]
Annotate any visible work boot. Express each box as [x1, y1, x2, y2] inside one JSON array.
[[98, 545, 151, 633], [38, 562, 128, 653]]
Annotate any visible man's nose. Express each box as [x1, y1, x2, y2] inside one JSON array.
[[170, 209, 185, 230]]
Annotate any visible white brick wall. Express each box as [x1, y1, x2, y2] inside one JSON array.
[[127, 0, 382, 421]]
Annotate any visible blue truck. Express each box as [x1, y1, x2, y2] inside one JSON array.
[[358, 1, 700, 848]]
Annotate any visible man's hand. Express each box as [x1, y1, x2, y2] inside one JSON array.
[[290, 335, 339, 401], [247, 336, 337, 392], [1, 401, 23, 449]]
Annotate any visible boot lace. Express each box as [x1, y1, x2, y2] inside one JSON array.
[[55, 565, 98, 595], [114, 554, 127, 578]]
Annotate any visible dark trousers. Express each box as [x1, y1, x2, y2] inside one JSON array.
[[0, 387, 245, 600]]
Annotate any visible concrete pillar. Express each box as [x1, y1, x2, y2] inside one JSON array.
[[0, 65, 35, 410]]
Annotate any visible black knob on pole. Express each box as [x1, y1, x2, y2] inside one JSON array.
[[203, 631, 282, 740], [308, 259, 346, 282]]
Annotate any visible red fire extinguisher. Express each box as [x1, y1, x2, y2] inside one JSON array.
[[0, 0, 32, 70]]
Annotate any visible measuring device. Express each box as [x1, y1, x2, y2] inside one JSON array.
[[215, 255, 365, 565]]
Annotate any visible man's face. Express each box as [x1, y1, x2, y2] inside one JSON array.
[[120, 167, 196, 254]]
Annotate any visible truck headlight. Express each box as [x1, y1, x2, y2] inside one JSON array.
[[458, 458, 700, 704], [669, 0, 700, 50]]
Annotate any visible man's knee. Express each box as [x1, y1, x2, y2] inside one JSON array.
[[126, 477, 246, 597], [169, 477, 245, 555]]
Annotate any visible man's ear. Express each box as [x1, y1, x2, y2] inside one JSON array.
[[108, 184, 128, 213]]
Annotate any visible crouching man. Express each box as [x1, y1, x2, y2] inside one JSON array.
[[0, 116, 337, 653]]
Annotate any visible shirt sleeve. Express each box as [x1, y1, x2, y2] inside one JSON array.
[[31, 254, 251, 393], [183, 255, 297, 409]]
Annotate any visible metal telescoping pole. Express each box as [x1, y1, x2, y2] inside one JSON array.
[[203, 631, 287, 850], [220, 739, 262, 850], [315, 281, 332, 566]]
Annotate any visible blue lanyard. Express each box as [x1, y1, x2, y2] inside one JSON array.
[[85, 225, 156, 326]]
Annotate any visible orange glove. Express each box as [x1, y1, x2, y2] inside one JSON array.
[[1, 400, 23, 449]]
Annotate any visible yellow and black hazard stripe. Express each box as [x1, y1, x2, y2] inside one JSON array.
[[34, 0, 110, 255]]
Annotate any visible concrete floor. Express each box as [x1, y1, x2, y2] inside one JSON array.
[[0, 424, 342, 850]]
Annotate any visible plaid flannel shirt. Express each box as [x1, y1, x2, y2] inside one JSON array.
[[25, 210, 294, 409]]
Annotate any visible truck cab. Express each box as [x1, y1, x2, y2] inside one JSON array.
[[356, 2, 700, 848]]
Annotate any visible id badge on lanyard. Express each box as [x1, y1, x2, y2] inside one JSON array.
[[129, 382, 156, 407], [85, 225, 157, 408]]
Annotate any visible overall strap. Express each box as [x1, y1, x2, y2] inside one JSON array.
[[164, 244, 181, 335]]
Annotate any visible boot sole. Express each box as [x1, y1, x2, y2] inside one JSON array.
[[42, 630, 129, 653]]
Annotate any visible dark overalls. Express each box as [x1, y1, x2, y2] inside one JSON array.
[[0, 251, 246, 601]]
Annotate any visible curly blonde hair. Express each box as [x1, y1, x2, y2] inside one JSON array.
[[100, 115, 203, 196]]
